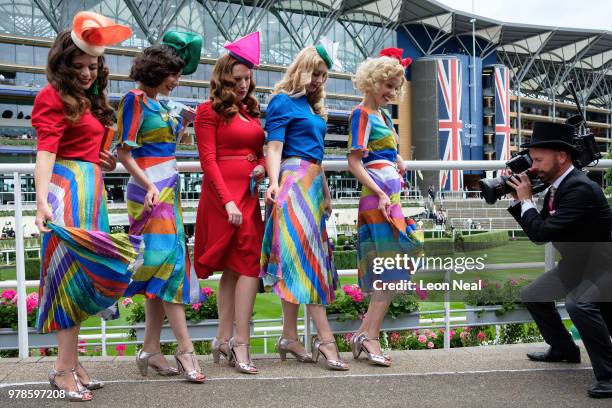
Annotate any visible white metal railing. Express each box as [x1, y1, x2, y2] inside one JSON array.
[[3, 159, 612, 357]]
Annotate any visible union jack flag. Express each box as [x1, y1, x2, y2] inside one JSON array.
[[494, 65, 511, 175], [437, 58, 464, 191]]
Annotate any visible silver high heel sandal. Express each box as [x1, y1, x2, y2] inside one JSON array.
[[277, 337, 314, 362], [312, 338, 349, 371], [228, 337, 258, 374], [211, 337, 229, 364], [48, 367, 93, 402], [174, 349, 206, 383], [136, 349, 179, 377], [351, 333, 391, 367], [76, 362, 104, 390]]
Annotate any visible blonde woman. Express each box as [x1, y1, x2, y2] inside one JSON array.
[[347, 48, 423, 366], [260, 39, 348, 370]]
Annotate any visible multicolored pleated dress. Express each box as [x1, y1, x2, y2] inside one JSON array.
[[33, 84, 143, 333], [118, 89, 204, 304], [348, 104, 424, 291], [260, 93, 337, 305]]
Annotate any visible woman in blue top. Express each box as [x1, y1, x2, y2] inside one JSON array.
[[260, 43, 348, 370]]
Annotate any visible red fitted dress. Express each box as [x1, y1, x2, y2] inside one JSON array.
[[194, 101, 265, 278]]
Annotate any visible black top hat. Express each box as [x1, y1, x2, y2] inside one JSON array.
[[520, 121, 577, 153]]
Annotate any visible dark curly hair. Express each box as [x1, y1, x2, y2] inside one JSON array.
[[46, 30, 114, 126], [210, 54, 259, 121], [129, 44, 185, 87]]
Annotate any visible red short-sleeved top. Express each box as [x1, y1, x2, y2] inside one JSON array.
[[32, 84, 105, 163]]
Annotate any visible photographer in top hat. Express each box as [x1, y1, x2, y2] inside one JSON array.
[[506, 121, 612, 399]]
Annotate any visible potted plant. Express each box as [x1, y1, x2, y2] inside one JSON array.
[[0, 289, 55, 349], [126, 287, 253, 342], [323, 284, 424, 333], [463, 278, 568, 324]]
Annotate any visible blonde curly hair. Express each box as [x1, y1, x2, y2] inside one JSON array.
[[272, 46, 328, 119], [353, 56, 406, 97]]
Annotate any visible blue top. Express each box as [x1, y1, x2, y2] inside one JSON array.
[[264, 93, 327, 162]]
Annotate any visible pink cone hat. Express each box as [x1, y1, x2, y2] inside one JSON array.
[[223, 32, 260, 68]]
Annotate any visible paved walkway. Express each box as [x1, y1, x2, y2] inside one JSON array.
[[0, 342, 609, 407]]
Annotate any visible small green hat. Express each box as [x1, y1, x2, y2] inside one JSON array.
[[161, 31, 203, 76]]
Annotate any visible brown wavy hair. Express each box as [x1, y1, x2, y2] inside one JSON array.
[[209, 54, 259, 121], [46, 30, 114, 126]]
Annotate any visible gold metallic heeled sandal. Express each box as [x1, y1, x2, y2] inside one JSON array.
[[228, 337, 258, 374], [351, 333, 391, 367], [212, 337, 229, 364], [136, 349, 179, 377], [312, 338, 349, 371], [277, 336, 314, 362], [48, 367, 93, 402], [174, 349, 206, 383], [76, 362, 104, 390]]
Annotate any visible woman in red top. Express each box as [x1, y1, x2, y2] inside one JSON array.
[[194, 32, 265, 374], [33, 13, 136, 401]]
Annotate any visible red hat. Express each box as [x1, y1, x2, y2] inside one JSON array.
[[71, 11, 132, 57], [379, 47, 412, 68]]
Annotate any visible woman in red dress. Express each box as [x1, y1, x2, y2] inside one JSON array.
[[194, 32, 264, 374]]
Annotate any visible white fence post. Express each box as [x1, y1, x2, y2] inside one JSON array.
[[101, 319, 107, 357], [14, 172, 29, 359]]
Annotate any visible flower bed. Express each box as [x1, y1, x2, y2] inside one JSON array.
[[125, 287, 252, 342], [323, 284, 427, 333]]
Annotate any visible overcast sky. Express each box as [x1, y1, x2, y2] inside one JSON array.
[[437, 0, 612, 31]]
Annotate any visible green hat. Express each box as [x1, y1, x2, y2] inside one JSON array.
[[161, 31, 203, 76]]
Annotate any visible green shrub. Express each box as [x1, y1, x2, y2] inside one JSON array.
[[333, 250, 357, 269], [461, 230, 508, 251], [25, 258, 41, 280]]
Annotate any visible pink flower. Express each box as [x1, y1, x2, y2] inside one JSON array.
[[121, 297, 133, 307], [351, 292, 364, 303], [390, 332, 401, 343], [414, 329, 420, 335], [428, 332, 437, 339], [477, 331, 486, 341], [415, 287, 428, 300], [191, 303, 201, 310], [509, 279, 517, 286], [450, 330, 456, 338], [115, 344, 126, 356], [423, 329, 430, 335], [343, 333, 354, 343], [25, 293, 38, 314], [460, 331, 469, 340], [39, 348, 47, 356], [78, 340, 87, 354], [342, 284, 360, 297], [1, 290, 16, 301], [202, 287, 213, 297], [427, 341, 434, 349], [418, 334, 427, 343]]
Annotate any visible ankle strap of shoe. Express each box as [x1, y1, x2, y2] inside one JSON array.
[[317, 339, 337, 345], [176, 349, 196, 356]]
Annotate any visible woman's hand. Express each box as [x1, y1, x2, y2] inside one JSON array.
[[265, 182, 279, 205], [324, 195, 333, 217], [252, 165, 266, 182], [225, 201, 243, 226], [35, 203, 53, 233], [144, 185, 160, 212], [99, 150, 117, 172], [377, 191, 391, 219], [396, 155, 406, 177]]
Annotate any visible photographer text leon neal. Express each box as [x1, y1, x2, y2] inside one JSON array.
[[505, 121, 612, 399]]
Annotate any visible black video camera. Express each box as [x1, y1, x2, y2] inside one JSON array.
[[480, 83, 601, 205]]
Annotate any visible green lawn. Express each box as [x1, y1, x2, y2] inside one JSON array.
[[2, 240, 553, 355]]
